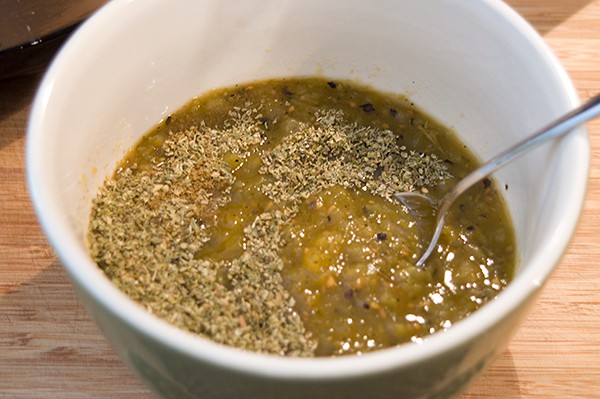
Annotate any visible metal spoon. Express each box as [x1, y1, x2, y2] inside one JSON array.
[[396, 92, 600, 267]]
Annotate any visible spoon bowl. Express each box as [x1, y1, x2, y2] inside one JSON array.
[[398, 92, 600, 267]]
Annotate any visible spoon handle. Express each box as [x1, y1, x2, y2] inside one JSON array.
[[417, 93, 600, 266]]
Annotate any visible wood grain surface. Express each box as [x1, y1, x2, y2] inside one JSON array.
[[1, 1, 599, 398]]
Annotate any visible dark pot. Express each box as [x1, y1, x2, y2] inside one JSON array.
[[0, 0, 106, 79]]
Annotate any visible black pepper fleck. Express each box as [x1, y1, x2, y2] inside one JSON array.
[[360, 103, 375, 112]]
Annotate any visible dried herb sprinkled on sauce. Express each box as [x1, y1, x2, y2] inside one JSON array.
[[87, 77, 515, 357]]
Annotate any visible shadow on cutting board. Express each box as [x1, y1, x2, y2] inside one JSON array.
[[0, 261, 153, 398], [505, 0, 595, 35]]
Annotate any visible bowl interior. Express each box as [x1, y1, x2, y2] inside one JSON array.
[[28, 0, 587, 380]]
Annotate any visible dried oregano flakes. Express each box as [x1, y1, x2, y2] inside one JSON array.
[[87, 78, 461, 357]]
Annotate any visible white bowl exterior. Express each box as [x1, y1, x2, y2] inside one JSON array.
[[27, 0, 588, 398]]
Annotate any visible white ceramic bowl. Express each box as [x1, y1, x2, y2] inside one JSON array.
[[26, 0, 589, 398]]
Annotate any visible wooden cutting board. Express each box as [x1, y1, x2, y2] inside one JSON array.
[[1, 1, 599, 397]]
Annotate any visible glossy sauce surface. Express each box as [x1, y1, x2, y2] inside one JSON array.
[[89, 77, 515, 356]]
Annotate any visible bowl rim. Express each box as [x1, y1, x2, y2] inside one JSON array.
[[26, 0, 589, 381]]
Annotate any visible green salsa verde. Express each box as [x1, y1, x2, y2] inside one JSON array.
[[87, 77, 515, 357]]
